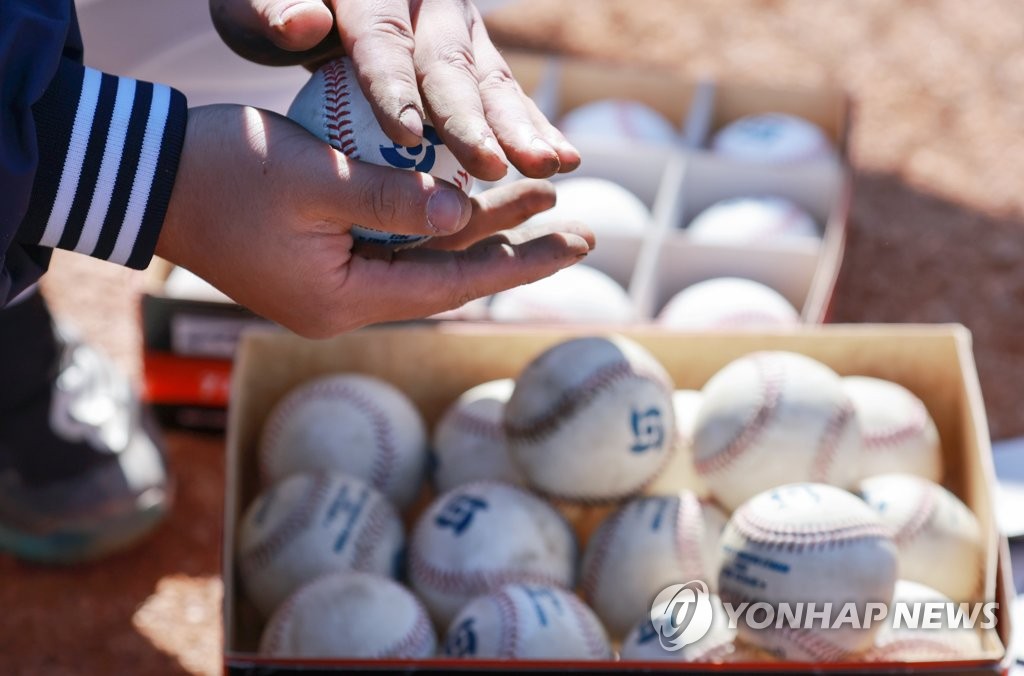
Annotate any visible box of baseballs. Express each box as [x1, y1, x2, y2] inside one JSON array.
[[221, 322, 1013, 674]]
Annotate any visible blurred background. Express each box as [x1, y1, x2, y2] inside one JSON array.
[[5, 0, 1024, 673]]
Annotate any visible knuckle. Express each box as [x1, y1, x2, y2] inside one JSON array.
[[363, 176, 400, 227], [367, 14, 415, 45], [477, 66, 517, 93], [431, 45, 477, 75]]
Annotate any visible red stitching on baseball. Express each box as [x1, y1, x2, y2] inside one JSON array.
[[410, 552, 568, 597], [447, 407, 505, 443], [260, 581, 303, 653], [695, 355, 785, 476], [260, 380, 398, 499], [350, 496, 394, 572], [492, 588, 520, 657], [565, 590, 610, 658], [375, 597, 435, 658], [810, 399, 855, 483], [677, 492, 709, 582], [889, 482, 937, 546], [731, 507, 893, 552], [322, 59, 360, 160], [505, 360, 673, 444], [862, 399, 930, 451], [866, 636, 969, 661], [580, 506, 625, 602], [239, 475, 332, 578]]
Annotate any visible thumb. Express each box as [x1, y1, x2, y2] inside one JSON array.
[[257, 0, 334, 52]]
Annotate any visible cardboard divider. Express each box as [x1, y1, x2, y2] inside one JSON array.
[[223, 323, 1010, 674]]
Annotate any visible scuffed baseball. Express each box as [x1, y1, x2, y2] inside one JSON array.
[[488, 264, 635, 323], [259, 373, 428, 510], [718, 483, 898, 661], [843, 376, 943, 483], [408, 481, 577, 626], [443, 584, 611, 660], [581, 492, 727, 638], [288, 56, 471, 248], [646, 389, 705, 496], [862, 580, 984, 662], [685, 196, 820, 245], [620, 593, 735, 662], [558, 99, 678, 145], [237, 472, 404, 617], [259, 571, 436, 658], [857, 474, 983, 602], [505, 335, 676, 501], [431, 379, 525, 492], [657, 277, 801, 330], [711, 113, 833, 164], [693, 351, 861, 511], [526, 177, 652, 237]]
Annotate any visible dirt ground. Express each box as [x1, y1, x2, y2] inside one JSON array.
[[3, 1, 1024, 674]]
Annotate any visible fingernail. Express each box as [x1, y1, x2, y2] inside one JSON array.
[[427, 190, 466, 234], [484, 135, 506, 162], [272, 2, 314, 27], [531, 137, 557, 157], [400, 107, 424, 139]]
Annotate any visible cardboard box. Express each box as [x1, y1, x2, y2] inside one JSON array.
[[222, 323, 1012, 674]]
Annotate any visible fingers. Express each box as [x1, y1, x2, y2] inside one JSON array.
[[414, 0, 509, 182], [333, 0, 424, 147], [341, 224, 593, 326], [425, 178, 558, 251], [209, 0, 335, 65]]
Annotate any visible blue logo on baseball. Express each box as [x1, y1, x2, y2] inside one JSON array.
[[379, 125, 444, 172]]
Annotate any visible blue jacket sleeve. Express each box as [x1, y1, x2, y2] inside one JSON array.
[[0, 0, 187, 305]]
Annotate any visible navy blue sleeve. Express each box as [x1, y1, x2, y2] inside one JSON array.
[[0, 0, 188, 305]]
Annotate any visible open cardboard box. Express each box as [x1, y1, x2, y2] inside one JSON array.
[[222, 323, 1013, 674]]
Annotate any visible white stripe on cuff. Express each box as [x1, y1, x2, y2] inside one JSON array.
[[109, 84, 171, 266], [38, 67, 102, 248]]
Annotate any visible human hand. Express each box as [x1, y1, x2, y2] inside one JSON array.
[[209, 0, 580, 181], [156, 105, 592, 338]]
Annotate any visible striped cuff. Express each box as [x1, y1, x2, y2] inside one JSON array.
[[19, 60, 187, 269]]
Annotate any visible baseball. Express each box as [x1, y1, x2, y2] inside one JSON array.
[[692, 350, 861, 512], [646, 389, 705, 496], [656, 277, 801, 330], [259, 571, 436, 658], [488, 264, 635, 323], [580, 492, 728, 638], [431, 379, 525, 492], [408, 481, 577, 627], [863, 580, 984, 662], [843, 376, 943, 483], [710, 113, 833, 164], [685, 196, 820, 245], [526, 177, 652, 237], [718, 483, 898, 661], [619, 593, 735, 662], [442, 584, 612, 660], [558, 98, 678, 145], [236, 472, 404, 617], [288, 56, 472, 248], [857, 474, 984, 602], [259, 373, 428, 510], [505, 335, 676, 501]]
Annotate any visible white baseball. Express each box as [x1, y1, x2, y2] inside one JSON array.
[[843, 376, 943, 483], [857, 474, 983, 602], [685, 196, 820, 245], [505, 335, 676, 501], [526, 177, 652, 237], [558, 98, 678, 145], [646, 389, 705, 496], [620, 594, 735, 662], [718, 483, 898, 661], [288, 56, 472, 248], [259, 373, 428, 510], [657, 277, 801, 330], [693, 351, 861, 512], [236, 472, 404, 617], [711, 113, 833, 164], [408, 481, 576, 626], [488, 264, 635, 323], [863, 580, 983, 662], [259, 571, 436, 658], [580, 492, 728, 638], [442, 584, 611, 660], [431, 379, 525, 492]]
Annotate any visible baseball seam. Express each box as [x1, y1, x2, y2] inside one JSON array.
[[867, 636, 971, 661], [861, 399, 930, 451], [492, 588, 520, 658], [695, 355, 784, 476], [321, 59, 360, 160], [375, 598, 435, 658], [677, 492, 709, 583], [731, 508, 893, 551], [579, 505, 624, 603], [810, 399, 855, 483], [889, 483, 938, 546], [350, 496, 393, 572], [446, 407, 505, 443], [239, 475, 331, 578], [260, 380, 399, 499], [566, 591, 610, 658], [260, 586, 300, 653]]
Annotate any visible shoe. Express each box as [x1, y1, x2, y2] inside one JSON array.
[[0, 291, 173, 564]]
